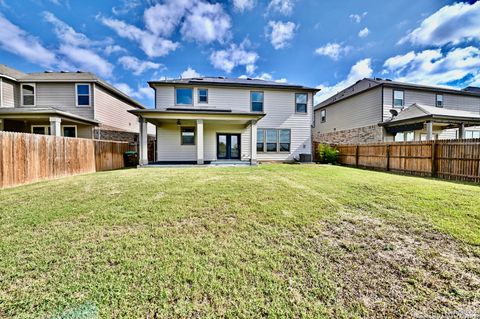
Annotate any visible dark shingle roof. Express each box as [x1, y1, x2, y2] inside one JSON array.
[[149, 77, 319, 91], [0, 64, 28, 79]]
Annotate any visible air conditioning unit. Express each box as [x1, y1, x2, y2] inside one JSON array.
[[299, 153, 312, 162]]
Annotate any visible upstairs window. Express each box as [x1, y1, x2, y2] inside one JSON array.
[[198, 89, 208, 103], [251, 91, 264, 112], [76, 84, 91, 107], [176, 88, 193, 105], [181, 127, 195, 145], [21, 84, 36, 106], [295, 93, 307, 113], [320, 109, 326, 122], [436, 94, 443, 108], [393, 90, 404, 108]]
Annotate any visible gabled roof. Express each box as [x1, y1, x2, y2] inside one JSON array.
[[149, 77, 319, 92], [0, 65, 145, 109], [380, 103, 480, 126], [315, 78, 480, 110]]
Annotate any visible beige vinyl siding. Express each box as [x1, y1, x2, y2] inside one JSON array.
[[383, 88, 480, 119], [314, 86, 382, 134], [34, 82, 94, 119], [94, 84, 139, 132], [156, 123, 251, 162], [154, 85, 314, 160], [1, 78, 18, 108]]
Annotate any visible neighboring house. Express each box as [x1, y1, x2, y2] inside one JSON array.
[[0, 64, 145, 142], [130, 77, 319, 165], [313, 78, 480, 144]]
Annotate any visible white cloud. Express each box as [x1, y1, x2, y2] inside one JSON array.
[[358, 27, 370, 38], [210, 42, 258, 74], [382, 46, 480, 88], [267, 0, 294, 15], [104, 44, 126, 55], [58, 45, 112, 77], [43, 12, 113, 77], [114, 82, 154, 102], [267, 21, 296, 49], [144, 0, 191, 37], [0, 14, 57, 67], [314, 42, 350, 61], [118, 56, 163, 75], [349, 12, 367, 23], [180, 1, 231, 44], [112, 0, 141, 15], [315, 58, 373, 104], [399, 1, 480, 46], [181, 67, 201, 78], [250, 72, 287, 83], [100, 16, 179, 57], [233, 0, 255, 12]]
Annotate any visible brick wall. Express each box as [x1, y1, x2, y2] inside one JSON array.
[[313, 125, 384, 144]]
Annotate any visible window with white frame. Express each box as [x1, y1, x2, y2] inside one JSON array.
[[198, 89, 208, 103], [21, 84, 36, 106], [181, 127, 195, 145], [256, 128, 291, 152], [251, 91, 264, 112], [176, 88, 193, 105], [295, 93, 307, 113], [393, 90, 404, 108], [31, 125, 50, 135], [465, 130, 480, 139], [394, 131, 414, 142], [436, 94, 443, 108], [62, 125, 77, 137], [76, 84, 91, 106]]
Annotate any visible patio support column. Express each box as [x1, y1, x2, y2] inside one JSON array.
[[139, 117, 148, 165], [459, 123, 466, 139], [49, 117, 61, 136], [250, 120, 257, 165], [196, 119, 204, 164], [0, 119, 3, 131], [426, 121, 433, 141]]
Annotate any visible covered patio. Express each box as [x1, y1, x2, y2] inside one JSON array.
[[380, 103, 480, 141], [0, 107, 99, 138], [129, 108, 265, 165]]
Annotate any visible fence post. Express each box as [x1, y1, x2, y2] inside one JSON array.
[[355, 145, 359, 167], [386, 144, 390, 171], [431, 140, 437, 177]]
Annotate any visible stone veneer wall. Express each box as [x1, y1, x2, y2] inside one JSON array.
[[313, 125, 384, 144]]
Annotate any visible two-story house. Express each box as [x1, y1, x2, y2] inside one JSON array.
[[0, 64, 145, 142], [130, 77, 319, 165], [313, 78, 480, 144]]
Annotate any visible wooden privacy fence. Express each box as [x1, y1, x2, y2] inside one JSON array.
[[316, 139, 480, 183], [0, 132, 130, 189]]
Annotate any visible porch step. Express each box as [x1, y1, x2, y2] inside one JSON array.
[[209, 160, 251, 166]]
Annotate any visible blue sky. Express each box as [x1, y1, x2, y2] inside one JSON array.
[[0, 0, 479, 108]]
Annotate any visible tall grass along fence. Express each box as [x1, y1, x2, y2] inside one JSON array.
[[0, 131, 130, 188], [314, 139, 480, 183]]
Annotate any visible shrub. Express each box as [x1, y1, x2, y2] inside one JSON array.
[[316, 144, 339, 164]]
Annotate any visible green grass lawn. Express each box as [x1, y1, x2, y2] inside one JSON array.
[[0, 164, 479, 318]]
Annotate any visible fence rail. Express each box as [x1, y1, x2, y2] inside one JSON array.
[[0, 132, 130, 189], [314, 139, 480, 183]]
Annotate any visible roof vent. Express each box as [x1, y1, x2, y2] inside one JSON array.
[[60, 71, 67, 73], [44, 71, 52, 73], [375, 77, 383, 81], [76, 71, 83, 73], [217, 76, 225, 79], [193, 78, 203, 80], [246, 77, 253, 80], [385, 78, 392, 81]]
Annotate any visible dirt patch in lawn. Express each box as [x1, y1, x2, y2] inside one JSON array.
[[318, 212, 480, 318]]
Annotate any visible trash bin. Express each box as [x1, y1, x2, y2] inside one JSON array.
[[124, 150, 139, 167]]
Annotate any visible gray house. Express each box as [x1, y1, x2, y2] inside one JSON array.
[[0, 64, 145, 142], [313, 78, 480, 144], [130, 77, 319, 165]]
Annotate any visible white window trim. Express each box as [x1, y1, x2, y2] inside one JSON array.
[[198, 88, 208, 104], [31, 125, 50, 135], [61, 125, 77, 137], [295, 93, 308, 114], [21, 83, 36, 107], [320, 109, 326, 123], [175, 87, 193, 106], [76, 83, 91, 107]]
